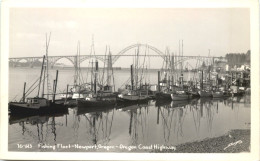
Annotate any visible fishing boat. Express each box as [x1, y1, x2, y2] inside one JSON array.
[[155, 71, 173, 100], [171, 90, 190, 101], [230, 85, 244, 96], [187, 81, 200, 98], [77, 90, 117, 108], [212, 90, 230, 98], [117, 64, 149, 104], [59, 42, 91, 106], [77, 50, 118, 108], [212, 74, 230, 98], [155, 50, 176, 101], [198, 70, 212, 97], [9, 46, 66, 114]]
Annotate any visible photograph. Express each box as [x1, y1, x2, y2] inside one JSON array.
[[0, 0, 259, 160]]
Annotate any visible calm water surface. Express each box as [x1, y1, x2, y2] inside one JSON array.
[[8, 68, 251, 152]]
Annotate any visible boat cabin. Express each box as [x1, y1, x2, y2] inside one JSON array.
[[26, 97, 49, 106]]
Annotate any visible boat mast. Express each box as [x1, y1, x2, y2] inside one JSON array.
[[181, 40, 184, 89], [171, 53, 175, 88], [135, 46, 139, 90], [158, 71, 161, 92], [37, 55, 45, 97], [131, 64, 134, 90], [216, 74, 218, 89], [201, 70, 204, 90], [22, 82, 26, 102], [94, 61, 98, 94], [46, 32, 51, 100], [52, 70, 59, 103], [107, 48, 112, 87], [42, 64, 46, 97]]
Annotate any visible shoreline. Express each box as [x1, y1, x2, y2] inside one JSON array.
[[152, 129, 250, 153]]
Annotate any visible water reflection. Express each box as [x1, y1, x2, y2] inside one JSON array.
[[75, 106, 115, 146], [9, 109, 68, 148], [117, 103, 150, 146], [8, 95, 250, 152]]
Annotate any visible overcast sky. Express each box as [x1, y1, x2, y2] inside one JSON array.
[[9, 8, 250, 67]]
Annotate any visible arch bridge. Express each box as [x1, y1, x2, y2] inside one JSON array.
[[9, 43, 224, 68]]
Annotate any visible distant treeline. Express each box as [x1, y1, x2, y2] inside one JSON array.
[[225, 50, 250, 67]]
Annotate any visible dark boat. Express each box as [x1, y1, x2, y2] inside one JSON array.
[[187, 89, 200, 98], [118, 64, 150, 104], [155, 92, 172, 100], [212, 90, 230, 98], [155, 99, 172, 107], [9, 97, 66, 115], [77, 52, 118, 108], [9, 49, 67, 115], [117, 90, 149, 104], [171, 90, 190, 101], [76, 102, 115, 115], [230, 85, 244, 96], [198, 90, 213, 97], [77, 92, 117, 108]]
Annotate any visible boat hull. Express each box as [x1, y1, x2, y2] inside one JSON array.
[[171, 93, 190, 101], [9, 102, 67, 115], [198, 90, 213, 97], [117, 96, 149, 105], [155, 92, 172, 100], [212, 91, 230, 98], [77, 99, 117, 108], [188, 91, 200, 98]]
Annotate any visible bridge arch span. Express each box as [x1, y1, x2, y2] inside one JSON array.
[[17, 58, 29, 63], [51, 57, 74, 67], [79, 56, 105, 65], [112, 44, 165, 64], [173, 56, 213, 69]]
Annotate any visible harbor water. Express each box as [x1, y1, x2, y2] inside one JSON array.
[[8, 68, 251, 152]]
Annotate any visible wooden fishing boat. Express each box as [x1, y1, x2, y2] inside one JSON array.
[[187, 89, 200, 98], [9, 35, 67, 114], [155, 91, 172, 100], [117, 90, 149, 104], [9, 97, 66, 115], [171, 90, 190, 101], [198, 90, 213, 97], [118, 62, 150, 104], [198, 70, 213, 97], [77, 51, 118, 108], [9, 57, 66, 114], [212, 90, 230, 98], [230, 85, 245, 96], [77, 92, 117, 108]]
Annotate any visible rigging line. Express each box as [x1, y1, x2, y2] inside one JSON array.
[[110, 52, 116, 92], [139, 45, 148, 85], [119, 77, 131, 89], [78, 41, 85, 85], [101, 46, 107, 86], [23, 77, 40, 96], [22, 77, 46, 100]]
